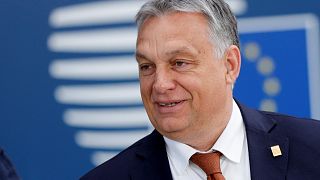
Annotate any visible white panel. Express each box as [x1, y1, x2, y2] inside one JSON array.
[[55, 83, 141, 105], [91, 151, 119, 166], [75, 130, 150, 149], [47, 28, 137, 53], [49, 56, 138, 80], [64, 107, 149, 128], [226, 0, 248, 15], [49, 1, 147, 28]]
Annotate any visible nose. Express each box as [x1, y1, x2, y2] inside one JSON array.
[[153, 68, 176, 94]]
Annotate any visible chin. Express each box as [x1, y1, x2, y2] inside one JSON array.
[[157, 122, 190, 138]]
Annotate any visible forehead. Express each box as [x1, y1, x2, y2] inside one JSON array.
[[136, 12, 212, 57], [138, 12, 209, 39]]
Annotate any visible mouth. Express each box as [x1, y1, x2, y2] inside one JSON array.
[[153, 99, 187, 114], [157, 100, 184, 107]]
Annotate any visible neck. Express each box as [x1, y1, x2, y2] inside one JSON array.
[[187, 98, 233, 151]]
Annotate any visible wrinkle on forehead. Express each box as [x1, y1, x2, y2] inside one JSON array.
[[137, 12, 210, 42], [136, 12, 215, 62], [136, 40, 202, 63]]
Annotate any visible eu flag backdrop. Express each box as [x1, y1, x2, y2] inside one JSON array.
[[0, 0, 319, 179]]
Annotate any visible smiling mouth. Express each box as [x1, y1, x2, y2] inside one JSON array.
[[158, 101, 184, 107]]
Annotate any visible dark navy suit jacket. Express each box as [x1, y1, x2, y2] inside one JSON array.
[[0, 148, 20, 180], [81, 103, 320, 180]]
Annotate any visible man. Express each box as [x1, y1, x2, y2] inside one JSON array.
[[81, 0, 320, 179], [0, 148, 20, 180]]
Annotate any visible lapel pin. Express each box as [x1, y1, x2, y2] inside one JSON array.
[[271, 145, 282, 157]]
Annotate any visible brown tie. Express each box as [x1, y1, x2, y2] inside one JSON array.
[[190, 152, 225, 180]]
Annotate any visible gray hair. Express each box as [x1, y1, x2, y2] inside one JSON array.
[[135, 0, 239, 59]]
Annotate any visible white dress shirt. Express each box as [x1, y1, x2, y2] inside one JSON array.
[[164, 100, 251, 180]]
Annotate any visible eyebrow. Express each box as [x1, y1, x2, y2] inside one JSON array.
[[165, 46, 198, 56], [135, 51, 148, 62], [135, 45, 199, 62]]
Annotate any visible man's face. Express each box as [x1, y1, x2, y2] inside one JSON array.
[[136, 12, 235, 144]]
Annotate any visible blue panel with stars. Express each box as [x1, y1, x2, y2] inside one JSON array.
[[234, 15, 320, 119]]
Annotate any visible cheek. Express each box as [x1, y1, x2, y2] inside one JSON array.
[[183, 72, 226, 106], [140, 78, 153, 95], [140, 79, 155, 113]]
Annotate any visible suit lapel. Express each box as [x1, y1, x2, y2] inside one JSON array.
[[130, 130, 173, 180], [239, 103, 289, 180], [129, 103, 290, 180]]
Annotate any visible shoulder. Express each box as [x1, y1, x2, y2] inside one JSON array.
[[262, 111, 320, 172], [261, 111, 320, 151], [80, 130, 163, 180], [239, 100, 320, 150], [239, 100, 320, 138], [261, 111, 320, 135]]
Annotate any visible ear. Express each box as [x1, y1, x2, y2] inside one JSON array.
[[224, 45, 241, 85]]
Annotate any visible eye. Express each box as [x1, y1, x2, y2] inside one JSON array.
[[139, 64, 150, 71], [175, 61, 186, 67], [139, 63, 155, 76], [173, 60, 192, 71]]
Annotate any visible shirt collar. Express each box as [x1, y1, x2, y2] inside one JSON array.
[[164, 136, 196, 174], [213, 100, 245, 163], [164, 99, 245, 175]]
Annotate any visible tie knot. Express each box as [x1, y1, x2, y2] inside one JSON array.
[[190, 151, 224, 179]]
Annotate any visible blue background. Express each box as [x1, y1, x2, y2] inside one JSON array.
[[236, 29, 310, 115], [0, 0, 319, 179]]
